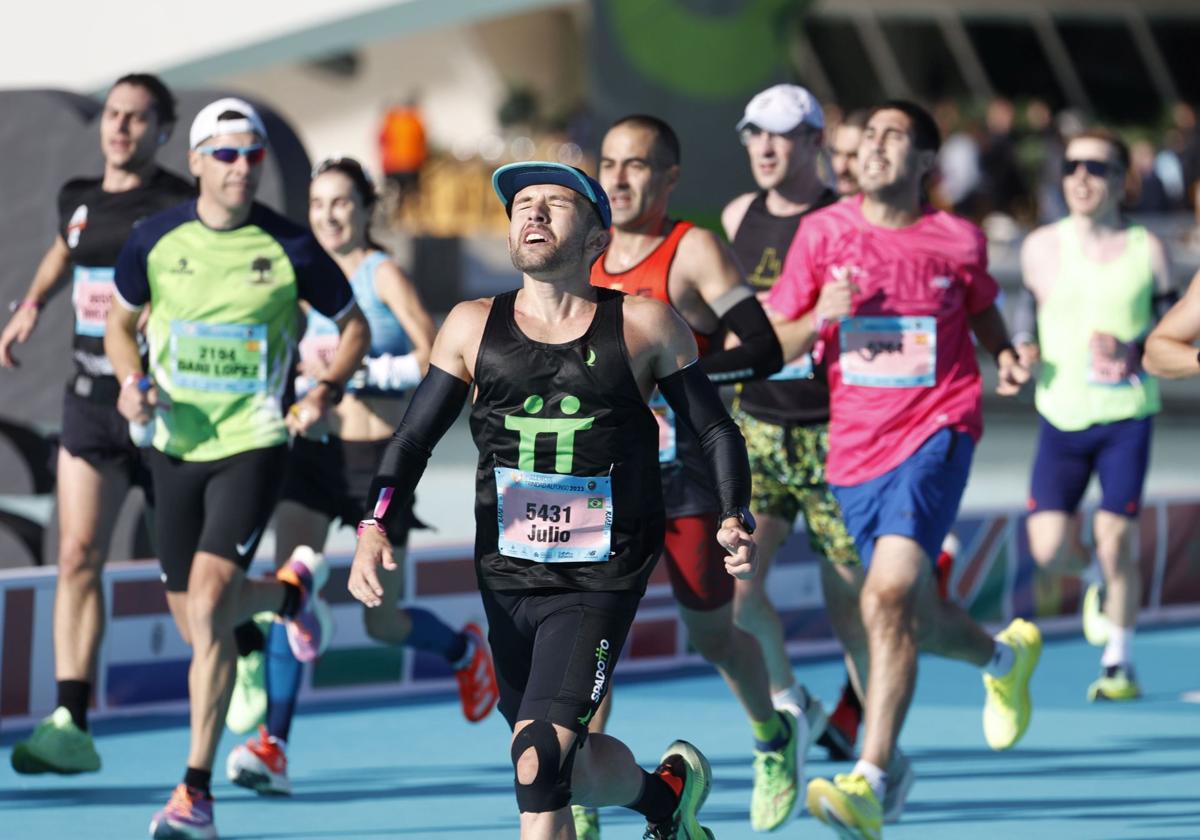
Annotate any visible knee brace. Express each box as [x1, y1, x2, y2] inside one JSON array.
[[510, 720, 578, 813]]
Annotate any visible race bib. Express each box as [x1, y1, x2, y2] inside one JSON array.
[[72, 267, 115, 338], [1087, 338, 1142, 387], [495, 466, 612, 563], [648, 391, 676, 463], [768, 354, 814, 381], [170, 321, 268, 393], [839, 316, 936, 388]]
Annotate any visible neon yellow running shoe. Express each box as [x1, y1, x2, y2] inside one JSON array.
[[572, 804, 600, 840], [983, 618, 1042, 750], [227, 612, 273, 734], [751, 710, 800, 831], [10, 706, 101, 774], [1081, 583, 1110, 647], [1088, 665, 1141, 702], [806, 773, 882, 840]]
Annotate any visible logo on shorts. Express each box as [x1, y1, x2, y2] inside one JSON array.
[[248, 256, 274, 285], [504, 393, 594, 473], [588, 638, 611, 703]]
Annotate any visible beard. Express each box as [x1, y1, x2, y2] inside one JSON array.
[[510, 230, 587, 274]]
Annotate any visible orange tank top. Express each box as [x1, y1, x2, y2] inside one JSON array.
[[590, 220, 710, 354]]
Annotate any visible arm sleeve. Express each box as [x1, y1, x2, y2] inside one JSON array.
[[657, 361, 751, 514], [1011, 287, 1038, 346], [365, 365, 469, 533], [963, 227, 1000, 315], [700, 293, 784, 383], [113, 233, 151, 310], [766, 222, 821, 320], [294, 234, 355, 321]]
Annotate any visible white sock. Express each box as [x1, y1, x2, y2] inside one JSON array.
[[1101, 625, 1134, 668], [1080, 559, 1104, 588], [852, 760, 887, 802], [771, 684, 804, 710], [985, 640, 1015, 677]]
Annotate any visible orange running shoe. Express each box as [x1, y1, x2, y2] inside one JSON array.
[[149, 783, 215, 839], [455, 623, 498, 723], [225, 725, 290, 796]]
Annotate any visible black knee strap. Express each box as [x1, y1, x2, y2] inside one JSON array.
[[511, 720, 577, 813]]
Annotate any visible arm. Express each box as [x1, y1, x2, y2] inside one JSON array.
[[1143, 270, 1200, 379], [720, 193, 756, 242], [105, 301, 157, 423], [969, 303, 1029, 396], [0, 236, 71, 368], [1147, 233, 1180, 327], [288, 304, 370, 435], [363, 260, 437, 391]]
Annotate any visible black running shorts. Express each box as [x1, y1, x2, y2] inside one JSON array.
[[59, 388, 154, 500]]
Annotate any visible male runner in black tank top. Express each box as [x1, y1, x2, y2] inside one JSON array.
[[3, 74, 193, 776], [349, 162, 757, 840]]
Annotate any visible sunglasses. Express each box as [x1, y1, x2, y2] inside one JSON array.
[[1062, 158, 1114, 178], [198, 144, 266, 165]]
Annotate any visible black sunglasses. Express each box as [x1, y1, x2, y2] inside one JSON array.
[[198, 144, 266, 165], [1062, 158, 1114, 178]]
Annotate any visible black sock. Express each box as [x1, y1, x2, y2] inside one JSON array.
[[628, 769, 678, 824], [233, 620, 266, 657], [841, 678, 863, 714], [278, 582, 302, 618], [57, 680, 91, 731], [183, 766, 213, 797]]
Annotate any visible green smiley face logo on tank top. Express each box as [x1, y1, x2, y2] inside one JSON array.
[[504, 394, 595, 473]]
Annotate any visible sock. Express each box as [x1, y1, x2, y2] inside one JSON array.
[[770, 684, 803, 711], [840, 679, 864, 714], [852, 759, 887, 802], [278, 582, 302, 619], [404, 607, 468, 663], [629, 767, 682, 823], [752, 711, 791, 752], [1101, 624, 1133, 668], [233, 620, 266, 657], [266, 621, 303, 742], [57, 680, 91, 731], [183, 766, 212, 798], [985, 640, 1015, 677]]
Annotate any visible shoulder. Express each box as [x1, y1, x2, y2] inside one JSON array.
[[1020, 222, 1059, 259], [928, 208, 988, 261], [249, 204, 326, 262], [57, 176, 101, 210], [128, 203, 195, 253], [622, 292, 687, 336], [721, 192, 757, 240], [675, 223, 734, 269], [444, 297, 493, 331]]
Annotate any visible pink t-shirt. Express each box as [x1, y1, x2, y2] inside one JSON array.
[[768, 196, 998, 486]]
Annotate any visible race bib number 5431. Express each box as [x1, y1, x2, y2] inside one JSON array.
[[495, 467, 612, 563]]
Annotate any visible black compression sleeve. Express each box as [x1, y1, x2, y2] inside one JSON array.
[[366, 365, 469, 534], [657, 361, 751, 513], [699, 295, 783, 383], [1153, 290, 1180, 322]]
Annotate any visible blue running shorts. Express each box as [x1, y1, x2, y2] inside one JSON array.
[[1028, 415, 1152, 518]]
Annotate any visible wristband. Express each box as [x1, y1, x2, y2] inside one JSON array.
[[317, 379, 344, 405], [356, 518, 387, 539], [9, 299, 42, 313]]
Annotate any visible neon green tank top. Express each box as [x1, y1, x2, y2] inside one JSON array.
[[1034, 219, 1159, 431]]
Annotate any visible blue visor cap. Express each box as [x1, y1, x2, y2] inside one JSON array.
[[492, 161, 612, 230]]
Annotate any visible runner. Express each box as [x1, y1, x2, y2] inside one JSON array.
[[4, 74, 194, 775], [106, 98, 370, 840], [224, 157, 497, 797], [591, 114, 808, 834], [719, 85, 856, 764], [349, 161, 750, 840], [1018, 129, 1176, 702], [765, 100, 1043, 839], [1143, 269, 1200, 378], [829, 109, 868, 200]]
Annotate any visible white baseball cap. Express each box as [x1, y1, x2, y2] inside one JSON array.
[[189, 97, 269, 149], [736, 84, 824, 134]]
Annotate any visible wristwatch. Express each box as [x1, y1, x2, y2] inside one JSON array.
[[317, 379, 345, 405], [719, 506, 756, 535], [356, 518, 387, 539]]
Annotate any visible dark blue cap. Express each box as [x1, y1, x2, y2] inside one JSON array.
[[492, 161, 612, 229]]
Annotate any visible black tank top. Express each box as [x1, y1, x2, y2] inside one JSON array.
[[732, 190, 835, 426], [470, 288, 664, 593]]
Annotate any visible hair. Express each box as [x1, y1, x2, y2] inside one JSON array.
[[1068, 127, 1130, 171], [111, 73, 176, 125], [609, 114, 681, 167], [311, 157, 386, 251], [841, 109, 870, 130], [867, 100, 941, 153]]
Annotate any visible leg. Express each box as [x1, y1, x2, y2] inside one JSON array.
[[680, 602, 775, 722], [1026, 416, 1094, 576], [1093, 511, 1139, 630], [1026, 511, 1088, 576], [732, 513, 795, 692]]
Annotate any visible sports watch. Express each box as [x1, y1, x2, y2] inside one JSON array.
[[719, 506, 756, 535]]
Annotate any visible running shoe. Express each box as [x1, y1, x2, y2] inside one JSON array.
[[982, 618, 1042, 750], [10, 706, 101, 774], [226, 724, 291, 795], [1082, 582, 1111, 647], [572, 804, 601, 840], [773, 683, 828, 748], [882, 748, 915, 824], [455, 623, 499, 723], [1088, 664, 1142, 702], [226, 613, 273, 735], [818, 684, 860, 762], [806, 773, 882, 840], [148, 784, 216, 840], [642, 740, 714, 840], [751, 710, 801, 831], [277, 546, 333, 662]]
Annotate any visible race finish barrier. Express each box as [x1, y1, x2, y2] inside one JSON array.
[[3, 497, 1199, 731]]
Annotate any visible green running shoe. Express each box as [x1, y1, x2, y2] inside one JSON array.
[[11, 706, 101, 774], [1082, 583, 1110, 647], [226, 612, 273, 734], [751, 710, 800, 831], [642, 739, 714, 840], [983, 618, 1042, 750], [1088, 665, 1141, 702], [572, 805, 600, 840], [806, 773, 882, 840]]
